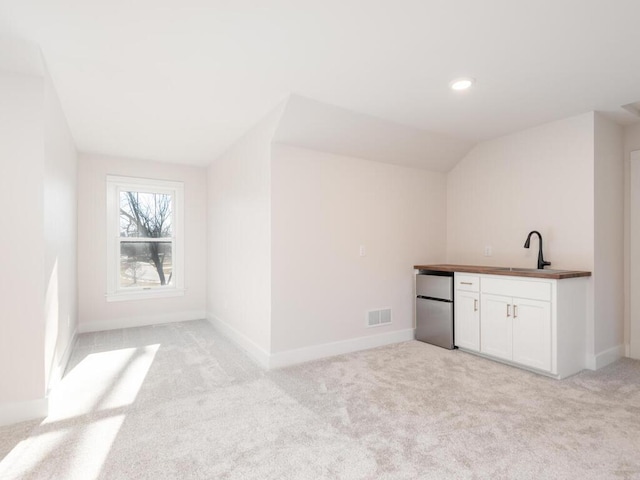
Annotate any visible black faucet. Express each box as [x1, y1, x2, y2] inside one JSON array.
[[523, 230, 551, 269]]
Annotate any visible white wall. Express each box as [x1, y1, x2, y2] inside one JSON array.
[[270, 144, 447, 353], [447, 111, 628, 367], [593, 113, 624, 358], [77, 154, 207, 332], [206, 104, 285, 359], [0, 72, 46, 409], [446, 112, 597, 362], [623, 123, 640, 356], [446, 112, 595, 270], [0, 38, 78, 425], [43, 67, 78, 391]]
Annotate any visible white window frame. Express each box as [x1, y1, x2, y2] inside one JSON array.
[[106, 175, 185, 302]]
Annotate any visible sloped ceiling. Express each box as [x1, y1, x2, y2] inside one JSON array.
[[2, 1, 640, 168], [275, 95, 473, 172]]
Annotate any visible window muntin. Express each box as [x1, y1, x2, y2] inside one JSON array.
[[106, 176, 184, 301]]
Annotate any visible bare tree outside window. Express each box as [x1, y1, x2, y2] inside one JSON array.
[[119, 191, 173, 287]]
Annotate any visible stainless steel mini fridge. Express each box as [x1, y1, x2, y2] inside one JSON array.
[[415, 271, 454, 349]]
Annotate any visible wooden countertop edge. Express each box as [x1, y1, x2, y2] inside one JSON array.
[[413, 264, 592, 280]]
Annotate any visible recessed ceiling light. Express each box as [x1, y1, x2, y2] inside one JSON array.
[[450, 78, 475, 91]]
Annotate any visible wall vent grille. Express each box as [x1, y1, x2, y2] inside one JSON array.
[[367, 308, 392, 327]]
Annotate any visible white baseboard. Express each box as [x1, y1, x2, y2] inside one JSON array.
[[268, 328, 416, 369], [206, 313, 270, 369], [206, 313, 413, 370], [78, 310, 207, 333], [587, 344, 625, 370], [0, 398, 48, 427]]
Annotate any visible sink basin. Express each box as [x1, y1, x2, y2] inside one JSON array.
[[492, 267, 566, 274]]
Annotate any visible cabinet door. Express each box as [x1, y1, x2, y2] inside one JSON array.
[[512, 297, 551, 372], [480, 293, 512, 361], [454, 290, 480, 351]]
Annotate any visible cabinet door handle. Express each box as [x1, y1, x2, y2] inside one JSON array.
[[474, 299, 478, 312], [514, 305, 518, 318], [506, 304, 511, 317], [460, 282, 473, 285]]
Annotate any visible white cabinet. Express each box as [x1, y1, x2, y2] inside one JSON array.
[[512, 298, 551, 371], [480, 293, 551, 372], [455, 290, 480, 351], [444, 272, 589, 378], [480, 293, 512, 361], [416, 265, 591, 378], [452, 273, 587, 379], [454, 274, 480, 352]]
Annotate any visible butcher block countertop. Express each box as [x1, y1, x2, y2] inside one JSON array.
[[413, 264, 591, 280]]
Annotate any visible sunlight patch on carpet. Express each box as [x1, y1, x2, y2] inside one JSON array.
[[48, 344, 160, 420]]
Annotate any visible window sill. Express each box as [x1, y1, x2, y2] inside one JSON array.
[[106, 288, 185, 302]]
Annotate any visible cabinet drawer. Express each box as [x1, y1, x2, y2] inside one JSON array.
[[481, 277, 551, 301], [455, 274, 479, 292]]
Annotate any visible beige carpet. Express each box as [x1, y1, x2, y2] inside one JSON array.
[[1, 319, 639, 479]]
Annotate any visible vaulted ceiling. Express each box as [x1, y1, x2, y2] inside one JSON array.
[[2, 0, 640, 168]]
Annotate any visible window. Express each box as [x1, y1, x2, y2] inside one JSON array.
[[106, 176, 184, 301]]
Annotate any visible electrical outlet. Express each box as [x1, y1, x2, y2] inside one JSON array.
[[359, 245, 366, 257], [484, 246, 492, 257]]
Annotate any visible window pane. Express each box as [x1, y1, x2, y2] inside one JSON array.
[[120, 241, 173, 287], [120, 191, 172, 238]]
